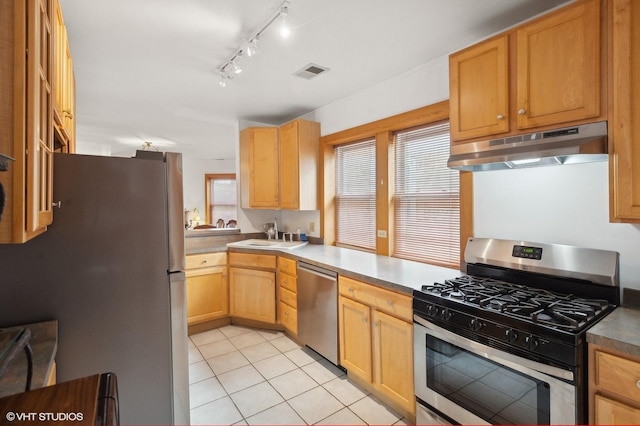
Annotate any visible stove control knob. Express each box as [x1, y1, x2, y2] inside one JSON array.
[[505, 329, 518, 343], [469, 318, 483, 331], [525, 335, 540, 350], [427, 305, 437, 317], [440, 309, 452, 321]]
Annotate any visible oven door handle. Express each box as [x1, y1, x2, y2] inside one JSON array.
[[414, 315, 574, 382]]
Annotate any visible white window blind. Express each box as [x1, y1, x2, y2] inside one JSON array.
[[210, 178, 237, 225], [335, 138, 376, 251], [393, 122, 460, 268]]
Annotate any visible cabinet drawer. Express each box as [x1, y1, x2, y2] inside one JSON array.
[[595, 394, 640, 424], [339, 276, 412, 322], [186, 252, 226, 269], [280, 287, 297, 308], [278, 273, 297, 293], [229, 252, 276, 269], [278, 257, 297, 275], [595, 350, 640, 402], [280, 302, 298, 334]]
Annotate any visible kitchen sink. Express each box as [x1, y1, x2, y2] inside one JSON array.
[[226, 239, 308, 250]]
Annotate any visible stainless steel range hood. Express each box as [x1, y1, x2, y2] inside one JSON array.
[[447, 121, 608, 172]]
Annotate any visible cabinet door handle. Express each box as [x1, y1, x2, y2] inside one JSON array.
[[348, 287, 354, 293], [518, 108, 526, 115], [52, 201, 62, 208], [386, 300, 393, 307], [496, 114, 505, 120], [373, 321, 379, 328], [637, 380, 640, 389], [361, 317, 368, 323]]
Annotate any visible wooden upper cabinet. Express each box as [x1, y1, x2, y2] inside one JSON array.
[[240, 119, 319, 210], [279, 119, 320, 210], [449, 0, 603, 143], [26, 0, 55, 236], [610, 0, 640, 222], [53, 0, 75, 152], [240, 127, 279, 209], [450, 35, 510, 141], [0, 0, 54, 243], [1, 0, 75, 243], [516, 0, 601, 130]]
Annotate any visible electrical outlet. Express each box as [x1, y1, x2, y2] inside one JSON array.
[[309, 222, 315, 232], [377, 230, 387, 238]]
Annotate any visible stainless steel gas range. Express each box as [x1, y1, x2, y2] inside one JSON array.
[[413, 238, 619, 425]]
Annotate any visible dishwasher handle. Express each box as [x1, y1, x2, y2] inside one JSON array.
[[297, 262, 337, 280]]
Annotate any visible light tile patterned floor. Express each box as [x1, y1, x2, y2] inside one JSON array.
[[189, 325, 410, 425]]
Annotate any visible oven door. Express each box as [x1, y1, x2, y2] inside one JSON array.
[[413, 315, 576, 425]]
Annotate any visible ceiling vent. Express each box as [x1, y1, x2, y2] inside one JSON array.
[[294, 63, 330, 79]]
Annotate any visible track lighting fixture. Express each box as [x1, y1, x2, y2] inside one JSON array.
[[279, 5, 290, 38], [216, 0, 291, 87], [231, 60, 242, 74]]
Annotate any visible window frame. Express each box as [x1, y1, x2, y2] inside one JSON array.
[[393, 121, 460, 268], [334, 137, 377, 252], [204, 173, 237, 225], [320, 101, 473, 269]]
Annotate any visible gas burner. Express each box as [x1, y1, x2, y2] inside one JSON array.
[[420, 275, 613, 333]]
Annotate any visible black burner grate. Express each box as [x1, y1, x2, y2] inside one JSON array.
[[421, 275, 611, 332]]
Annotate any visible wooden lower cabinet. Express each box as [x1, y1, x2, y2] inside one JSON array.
[[279, 301, 298, 334], [229, 267, 276, 324], [339, 296, 373, 381], [338, 276, 414, 416], [372, 310, 414, 412], [589, 344, 640, 424], [595, 395, 640, 424], [185, 253, 228, 326], [277, 256, 298, 335], [186, 266, 228, 324]]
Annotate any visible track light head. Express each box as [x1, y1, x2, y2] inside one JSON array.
[[279, 6, 290, 38]]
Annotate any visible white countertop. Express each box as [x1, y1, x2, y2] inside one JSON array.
[[229, 243, 462, 295]]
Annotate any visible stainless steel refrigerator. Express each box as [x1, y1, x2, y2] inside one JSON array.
[[0, 152, 189, 425]]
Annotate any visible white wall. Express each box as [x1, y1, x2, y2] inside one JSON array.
[[474, 162, 640, 290], [303, 57, 449, 136], [305, 54, 640, 293], [183, 157, 235, 224]]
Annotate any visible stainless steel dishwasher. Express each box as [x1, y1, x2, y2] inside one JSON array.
[[296, 261, 339, 365]]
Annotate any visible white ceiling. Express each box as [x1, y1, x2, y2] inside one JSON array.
[[59, 0, 570, 160]]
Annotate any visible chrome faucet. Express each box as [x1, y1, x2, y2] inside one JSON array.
[[273, 218, 278, 240]]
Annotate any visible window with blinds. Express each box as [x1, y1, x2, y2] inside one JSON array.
[[206, 174, 237, 226], [393, 122, 460, 268], [335, 138, 376, 251]]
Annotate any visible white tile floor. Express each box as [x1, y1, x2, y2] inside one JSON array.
[[189, 325, 410, 425]]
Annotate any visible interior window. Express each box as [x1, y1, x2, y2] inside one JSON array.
[[205, 174, 237, 227], [393, 121, 460, 267], [334, 138, 376, 252]]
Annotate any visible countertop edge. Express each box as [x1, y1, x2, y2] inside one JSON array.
[[226, 245, 461, 296], [586, 307, 640, 358], [0, 320, 58, 398]]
